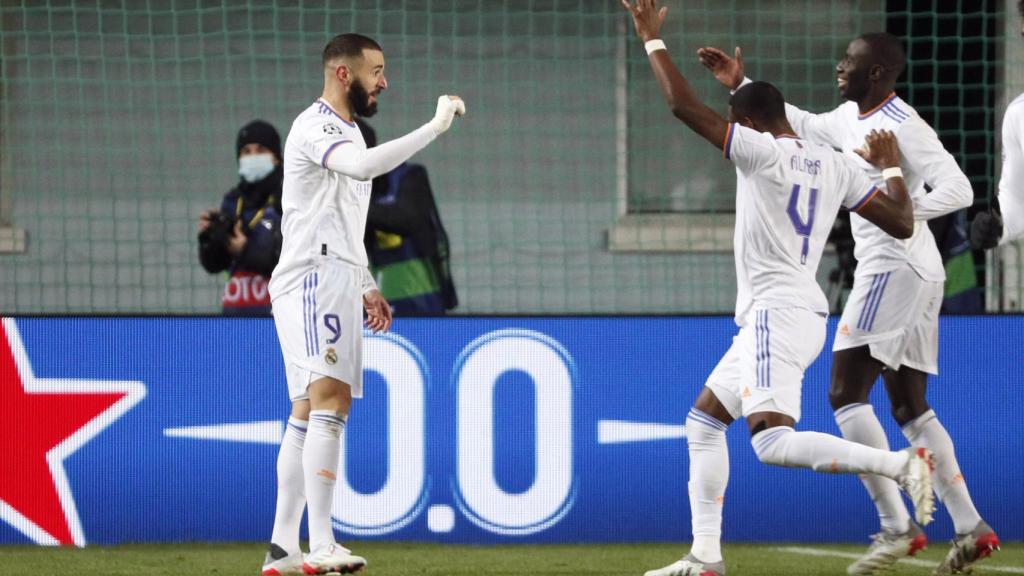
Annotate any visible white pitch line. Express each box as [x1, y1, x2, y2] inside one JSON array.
[[776, 546, 1023, 574], [597, 420, 686, 444], [164, 420, 284, 444]]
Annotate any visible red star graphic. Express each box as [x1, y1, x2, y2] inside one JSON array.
[[0, 319, 145, 546]]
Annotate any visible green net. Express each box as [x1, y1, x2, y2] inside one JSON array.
[[627, 2, 884, 214], [0, 1, 1014, 314]]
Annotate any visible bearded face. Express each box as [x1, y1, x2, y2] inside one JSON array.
[[348, 76, 378, 118]]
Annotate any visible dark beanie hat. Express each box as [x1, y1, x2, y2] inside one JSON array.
[[236, 120, 281, 160]]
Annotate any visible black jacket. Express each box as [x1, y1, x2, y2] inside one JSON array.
[[198, 167, 283, 277]]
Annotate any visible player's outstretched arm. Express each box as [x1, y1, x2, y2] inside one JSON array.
[[325, 96, 465, 181], [853, 129, 914, 239], [621, 0, 728, 149]]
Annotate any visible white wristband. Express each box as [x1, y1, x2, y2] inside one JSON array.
[[881, 167, 903, 180], [644, 39, 667, 55], [729, 77, 753, 95]]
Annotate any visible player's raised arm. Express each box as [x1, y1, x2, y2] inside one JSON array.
[[851, 129, 914, 239], [621, 0, 728, 149], [325, 95, 465, 181]]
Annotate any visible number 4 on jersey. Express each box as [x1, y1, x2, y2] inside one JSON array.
[[787, 184, 818, 265]]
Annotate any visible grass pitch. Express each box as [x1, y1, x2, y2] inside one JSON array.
[[0, 541, 1020, 576]]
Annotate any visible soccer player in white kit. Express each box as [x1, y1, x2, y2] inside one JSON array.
[[971, 3, 1024, 249], [261, 33, 465, 576], [699, 33, 999, 576], [620, 3, 934, 576], [971, 92, 1024, 248]]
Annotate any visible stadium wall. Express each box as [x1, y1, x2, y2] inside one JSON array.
[[0, 315, 1019, 546]]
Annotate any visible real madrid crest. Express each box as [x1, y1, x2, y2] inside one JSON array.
[[325, 347, 338, 365]]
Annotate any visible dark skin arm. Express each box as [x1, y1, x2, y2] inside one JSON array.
[[697, 45, 746, 91], [621, 0, 729, 150], [852, 129, 914, 239]]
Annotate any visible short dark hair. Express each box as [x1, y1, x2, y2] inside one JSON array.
[[322, 33, 382, 66], [729, 81, 787, 125], [858, 32, 906, 81]]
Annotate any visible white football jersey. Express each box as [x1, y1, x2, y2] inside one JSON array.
[[725, 123, 880, 325], [269, 99, 373, 300], [998, 93, 1024, 245], [784, 93, 973, 281]]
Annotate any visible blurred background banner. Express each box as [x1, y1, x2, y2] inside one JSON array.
[[1, 315, 1020, 546], [2, 1, 1019, 314]]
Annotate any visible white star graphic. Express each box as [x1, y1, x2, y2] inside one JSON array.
[[0, 318, 146, 546]]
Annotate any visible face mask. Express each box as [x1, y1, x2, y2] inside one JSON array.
[[238, 153, 276, 183]]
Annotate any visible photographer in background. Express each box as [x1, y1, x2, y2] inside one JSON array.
[[197, 120, 284, 316]]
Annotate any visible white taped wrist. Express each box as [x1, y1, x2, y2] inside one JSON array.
[[644, 39, 667, 55], [882, 167, 904, 180], [429, 95, 463, 136]]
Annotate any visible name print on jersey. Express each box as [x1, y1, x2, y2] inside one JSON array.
[[352, 180, 372, 199], [790, 154, 822, 175]]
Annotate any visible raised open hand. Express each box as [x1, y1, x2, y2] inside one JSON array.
[[697, 46, 745, 90], [620, 0, 668, 43]]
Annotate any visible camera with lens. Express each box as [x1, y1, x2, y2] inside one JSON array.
[[198, 211, 238, 273]]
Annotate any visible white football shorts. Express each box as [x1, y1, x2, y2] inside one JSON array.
[[706, 307, 826, 423], [833, 264, 942, 375], [272, 260, 364, 401]]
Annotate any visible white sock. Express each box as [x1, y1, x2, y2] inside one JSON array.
[[835, 403, 912, 534], [685, 408, 729, 564], [751, 426, 908, 478], [902, 410, 982, 534], [304, 410, 346, 552], [270, 417, 307, 555]]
